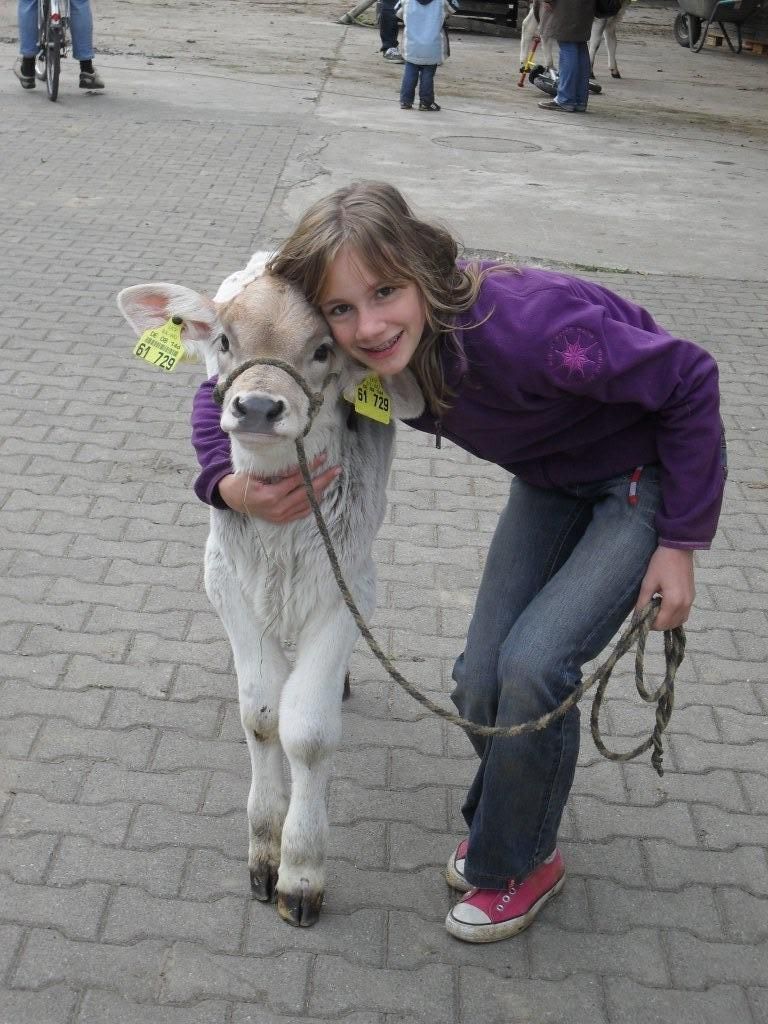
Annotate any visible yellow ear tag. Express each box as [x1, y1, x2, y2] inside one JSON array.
[[133, 317, 185, 372], [350, 374, 391, 424]]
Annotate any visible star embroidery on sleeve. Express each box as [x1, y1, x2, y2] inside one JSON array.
[[548, 327, 604, 383]]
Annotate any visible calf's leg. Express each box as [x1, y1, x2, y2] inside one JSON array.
[[205, 545, 290, 901], [276, 603, 360, 926]]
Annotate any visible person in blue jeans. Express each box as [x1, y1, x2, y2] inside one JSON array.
[[396, 0, 454, 111], [15, 0, 104, 90], [538, 0, 593, 112], [378, 0, 403, 61], [189, 181, 725, 943]]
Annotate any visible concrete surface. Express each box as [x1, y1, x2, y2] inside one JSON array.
[[0, 1, 767, 1022]]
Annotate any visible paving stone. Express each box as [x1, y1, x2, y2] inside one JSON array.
[[78, 990, 230, 1024], [49, 836, 187, 897], [80, 763, 208, 813], [62, 654, 175, 698], [245, 905, 386, 966], [604, 979, 753, 1024], [159, 943, 309, 1011], [693, 803, 768, 850], [1, 793, 132, 846], [0, 876, 109, 940], [0, 983, 79, 1024], [570, 797, 698, 846], [719, 888, 768, 943], [0, 716, 40, 758], [323, 862, 450, 920], [0, 924, 23, 978], [458, 969, 606, 1024], [33, 721, 156, 768], [103, 887, 247, 952], [232, 1011, 382, 1024], [529, 924, 670, 986], [622, 764, 748, 812], [0, 678, 108, 728], [309, 954, 454, 1022], [13, 929, 168, 1000], [0, 834, 59, 883], [586, 879, 722, 939], [644, 839, 768, 894], [128, 804, 244, 854], [666, 931, 768, 988], [328, 779, 448, 830], [101, 690, 222, 737]]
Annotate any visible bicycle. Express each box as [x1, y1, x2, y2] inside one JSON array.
[[34, 0, 70, 101]]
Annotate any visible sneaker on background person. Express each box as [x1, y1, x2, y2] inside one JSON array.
[[383, 46, 404, 62]]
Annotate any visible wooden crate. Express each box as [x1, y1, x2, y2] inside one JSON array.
[[705, 28, 768, 53]]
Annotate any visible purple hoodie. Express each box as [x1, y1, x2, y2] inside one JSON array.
[[191, 267, 724, 549]]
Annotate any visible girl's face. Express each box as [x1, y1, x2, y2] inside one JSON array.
[[318, 246, 427, 376]]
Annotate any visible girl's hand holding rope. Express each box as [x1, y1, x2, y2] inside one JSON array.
[[635, 546, 695, 631]]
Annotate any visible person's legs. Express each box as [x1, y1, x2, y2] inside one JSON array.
[[69, 0, 94, 60], [452, 466, 661, 889], [399, 62, 418, 106], [554, 41, 579, 110], [18, 0, 38, 57], [575, 41, 590, 110], [418, 64, 436, 105], [377, 0, 399, 52]]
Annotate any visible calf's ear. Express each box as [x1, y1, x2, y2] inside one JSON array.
[[116, 283, 219, 359], [382, 369, 426, 420]]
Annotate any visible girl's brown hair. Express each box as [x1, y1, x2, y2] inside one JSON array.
[[266, 181, 495, 416]]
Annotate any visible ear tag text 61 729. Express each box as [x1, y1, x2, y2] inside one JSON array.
[[351, 374, 391, 424], [133, 317, 185, 372]]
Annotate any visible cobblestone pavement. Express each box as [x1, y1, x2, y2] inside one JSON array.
[[1, 2, 767, 1022]]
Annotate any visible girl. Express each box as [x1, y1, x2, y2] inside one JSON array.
[[191, 181, 725, 944]]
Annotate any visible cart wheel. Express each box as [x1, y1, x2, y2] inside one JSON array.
[[673, 12, 701, 48]]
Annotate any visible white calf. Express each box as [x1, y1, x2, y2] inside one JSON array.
[[118, 257, 424, 926], [519, 0, 630, 80]]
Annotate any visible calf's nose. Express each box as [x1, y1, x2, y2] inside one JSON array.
[[231, 393, 286, 433]]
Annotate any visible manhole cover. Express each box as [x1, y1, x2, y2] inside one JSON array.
[[433, 136, 542, 154]]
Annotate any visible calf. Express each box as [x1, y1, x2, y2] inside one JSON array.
[[519, 0, 630, 80], [118, 255, 424, 926]]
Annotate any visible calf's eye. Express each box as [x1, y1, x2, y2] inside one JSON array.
[[219, 334, 230, 353], [313, 344, 331, 363]]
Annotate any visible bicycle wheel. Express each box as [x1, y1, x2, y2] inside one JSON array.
[[45, 23, 61, 101]]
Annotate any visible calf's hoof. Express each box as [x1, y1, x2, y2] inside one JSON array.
[[611, 69, 621, 78], [343, 671, 351, 701], [277, 881, 324, 927], [250, 860, 279, 902]]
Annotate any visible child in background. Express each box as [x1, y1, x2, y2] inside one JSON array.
[[396, 0, 454, 110]]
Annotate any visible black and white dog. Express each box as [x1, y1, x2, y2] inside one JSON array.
[[519, 0, 631, 80]]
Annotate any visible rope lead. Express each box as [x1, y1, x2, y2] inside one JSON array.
[[294, 434, 685, 777]]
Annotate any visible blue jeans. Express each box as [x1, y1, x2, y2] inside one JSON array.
[[451, 467, 661, 888], [377, 0, 399, 51], [400, 62, 436, 106], [557, 40, 590, 110], [18, 0, 94, 59]]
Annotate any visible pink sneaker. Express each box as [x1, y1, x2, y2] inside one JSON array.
[[445, 849, 565, 943], [445, 838, 472, 892]]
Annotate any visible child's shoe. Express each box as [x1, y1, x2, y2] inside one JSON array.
[[445, 849, 565, 943], [418, 100, 440, 111]]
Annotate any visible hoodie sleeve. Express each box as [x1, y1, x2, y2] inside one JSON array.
[[190, 377, 232, 509], [475, 282, 725, 549]]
